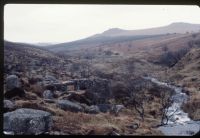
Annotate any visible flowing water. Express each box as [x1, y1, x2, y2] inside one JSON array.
[[143, 76, 200, 136]]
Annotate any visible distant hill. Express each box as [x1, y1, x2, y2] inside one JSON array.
[[46, 22, 200, 52], [94, 22, 200, 37], [4, 41, 60, 58]]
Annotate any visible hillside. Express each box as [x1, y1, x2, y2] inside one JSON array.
[[170, 48, 200, 92], [170, 46, 200, 121], [94, 22, 200, 37], [46, 22, 200, 53], [4, 41, 72, 81]]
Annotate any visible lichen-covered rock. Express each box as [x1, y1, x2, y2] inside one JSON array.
[[4, 100, 15, 112], [3, 108, 52, 135], [6, 75, 21, 92], [57, 100, 83, 112], [43, 90, 54, 99]]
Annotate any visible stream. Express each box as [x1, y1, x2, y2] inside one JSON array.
[[143, 76, 200, 136]]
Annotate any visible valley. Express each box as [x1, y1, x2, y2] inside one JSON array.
[[3, 22, 200, 135]]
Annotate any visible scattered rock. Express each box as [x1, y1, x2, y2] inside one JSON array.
[[72, 79, 93, 90], [44, 83, 67, 92], [49, 131, 66, 135], [28, 76, 43, 85], [43, 75, 59, 86], [56, 100, 83, 112], [43, 90, 54, 99], [88, 105, 100, 114], [53, 83, 67, 92], [110, 104, 125, 116], [97, 104, 112, 113], [4, 108, 53, 135], [127, 123, 140, 130], [45, 84, 56, 91], [6, 75, 21, 91], [80, 104, 100, 114], [4, 100, 15, 112], [109, 131, 120, 136]]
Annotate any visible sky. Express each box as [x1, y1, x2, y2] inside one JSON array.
[[4, 4, 200, 43]]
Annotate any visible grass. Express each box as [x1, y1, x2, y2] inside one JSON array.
[[182, 92, 200, 120], [50, 106, 163, 135]]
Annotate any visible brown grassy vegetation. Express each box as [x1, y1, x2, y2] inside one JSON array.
[[182, 92, 200, 120]]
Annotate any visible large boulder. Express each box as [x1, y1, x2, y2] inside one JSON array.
[[4, 100, 15, 112], [42, 90, 54, 99], [56, 100, 83, 112], [6, 75, 21, 92], [3, 108, 52, 135]]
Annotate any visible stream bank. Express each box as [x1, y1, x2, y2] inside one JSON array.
[[143, 76, 200, 136]]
